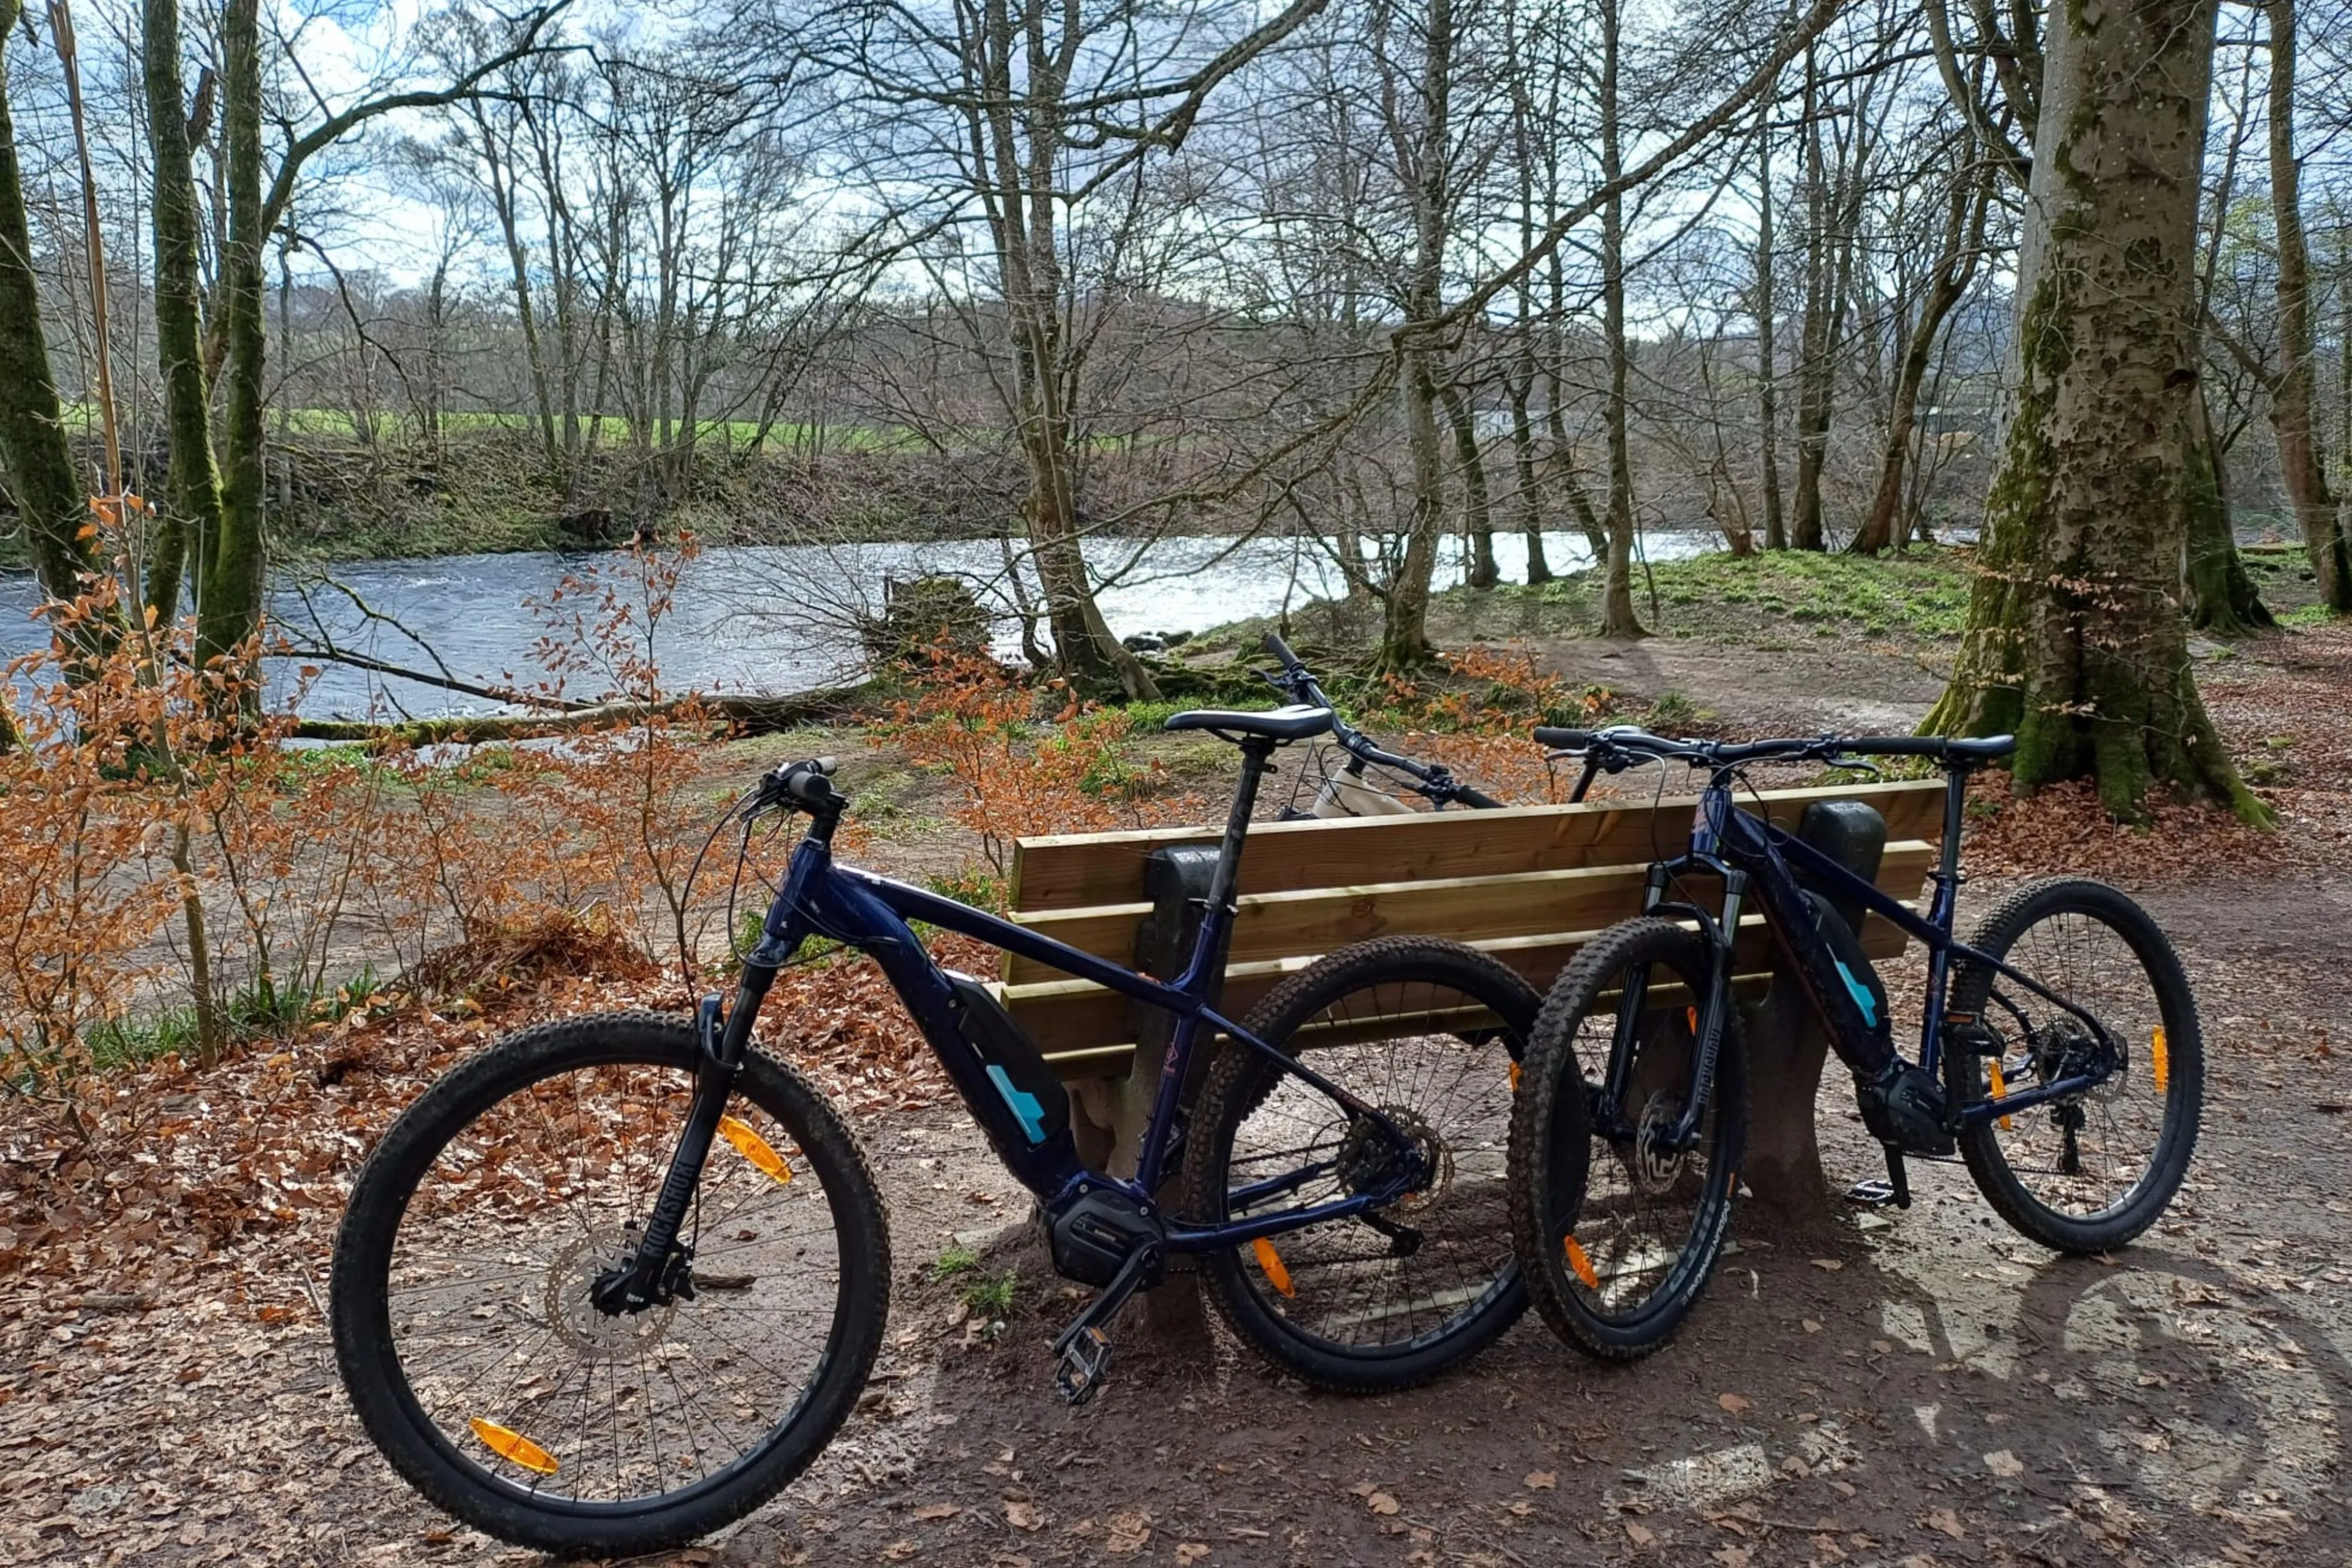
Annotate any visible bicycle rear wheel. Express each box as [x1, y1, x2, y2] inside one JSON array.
[[1509, 918, 1746, 1360], [330, 1012, 888, 1557], [1947, 878, 2202, 1254], [1185, 937, 1551, 1392]]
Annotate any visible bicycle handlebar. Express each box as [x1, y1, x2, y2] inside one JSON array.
[[1534, 725, 2016, 770], [1258, 632, 1496, 807]]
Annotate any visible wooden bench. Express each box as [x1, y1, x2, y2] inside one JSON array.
[[995, 778, 1949, 1209]]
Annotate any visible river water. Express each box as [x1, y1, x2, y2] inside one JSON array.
[[1, 529, 1716, 718]]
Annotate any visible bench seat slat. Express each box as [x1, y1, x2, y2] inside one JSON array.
[[1012, 903, 1918, 1072]]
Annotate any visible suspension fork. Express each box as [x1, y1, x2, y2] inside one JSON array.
[[591, 963, 774, 1314], [1666, 904, 1739, 1152]]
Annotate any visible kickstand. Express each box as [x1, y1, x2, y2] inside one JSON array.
[[1845, 1145, 1913, 1210], [1050, 1242, 1161, 1406]]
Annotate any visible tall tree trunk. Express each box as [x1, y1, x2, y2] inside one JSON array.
[[1440, 379, 1498, 589], [1385, 351, 1449, 669], [1923, 0, 2258, 821], [2264, 0, 2349, 609], [197, 0, 268, 691], [1542, 244, 1608, 564], [1754, 99, 1787, 551], [1790, 49, 1831, 551], [477, 107, 559, 470], [1852, 159, 1988, 556], [1596, 0, 1643, 639], [1509, 355, 1551, 584], [1507, 25, 1550, 587], [966, 0, 1156, 698], [1377, 0, 1456, 670], [0, 0, 104, 643], [2184, 388, 2271, 632], [141, 0, 224, 628]]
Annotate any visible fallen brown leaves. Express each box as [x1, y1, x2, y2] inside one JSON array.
[[1963, 771, 2293, 884], [0, 927, 962, 1564]]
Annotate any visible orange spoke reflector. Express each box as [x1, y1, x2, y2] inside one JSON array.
[[1565, 1236, 1600, 1291], [1687, 1007, 1699, 1034], [470, 1419, 559, 1475], [1989, 1060, 2012, 1130], [2152, 1027, 2169, 1094], [1252, 1238, 1297, 1298], [1509, 1060, 1522, 1092], [718, 1114, 793, 1184]]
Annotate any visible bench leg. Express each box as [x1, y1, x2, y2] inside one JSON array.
[[1738, 977, 1836, 1226]]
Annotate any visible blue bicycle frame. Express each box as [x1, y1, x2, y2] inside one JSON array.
[[1648, 764, 2119, 1131], [706, 741, 1428, 1259]]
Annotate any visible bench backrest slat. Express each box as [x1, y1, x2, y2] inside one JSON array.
[[1008, 778, 1946, 913], [999, 777, 1948, 1072]]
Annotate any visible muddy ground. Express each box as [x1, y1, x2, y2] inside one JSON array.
[[4, 614, 2348, 1568]]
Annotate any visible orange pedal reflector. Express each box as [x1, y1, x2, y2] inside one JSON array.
[[2152, 1026, 2169, 1094], [1564, 1236, 1600, 1291], [718, 1114, 793, 1184], [1252, 1238, 1297, 1298], [470, 1419, 559, 1474], [1988, 1060, 2013, 1130]]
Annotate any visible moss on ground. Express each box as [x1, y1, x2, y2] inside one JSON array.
[[1429, 545, 1977, 647]]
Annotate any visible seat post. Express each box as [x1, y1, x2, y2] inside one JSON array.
[[1207, 738, 1278, 913]]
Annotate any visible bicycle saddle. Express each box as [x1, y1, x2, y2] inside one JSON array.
[[1163, 704, 1333, 743]]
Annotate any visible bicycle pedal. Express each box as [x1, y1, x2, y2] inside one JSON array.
[[1845, 1145, 1914, 1210], [1054, 1326, 1114, 1406]]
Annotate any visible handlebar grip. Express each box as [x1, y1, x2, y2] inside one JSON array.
[[777, 757, 840, 809], [1450, 784, 1505, 809], [1262, 630, 1305, 671], [1532, 726, 1596, 749], [1833, 736, 1946, 758]]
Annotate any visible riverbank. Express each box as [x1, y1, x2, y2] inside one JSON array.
[[0, 428, 1290, 573]]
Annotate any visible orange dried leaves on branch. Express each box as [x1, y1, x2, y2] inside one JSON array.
[[881, 651, 1200, 881]]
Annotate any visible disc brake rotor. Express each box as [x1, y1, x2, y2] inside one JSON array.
[[547, 1226, 678, 1355], [1632, 1092, 1692, 1196]]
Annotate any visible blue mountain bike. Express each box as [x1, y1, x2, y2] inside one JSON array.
[[330, 704, 1556, 1556], [1508, 725, 2204, 1360]]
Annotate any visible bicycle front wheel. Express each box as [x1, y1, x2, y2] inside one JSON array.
[[1185, 937, 1548, 1392], [330, 1012, 889, 1557], [1509, 918, 1746, 1360], [1948, 878, 2203, 1254]]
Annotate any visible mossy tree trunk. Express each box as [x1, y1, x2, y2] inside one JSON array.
[[1923, 0, 2261, 822], [2264, 0, 2350, 611], [196, 0, 268, 688], [1381, 352, 1448, 670], [141, 0, 225, 629], [1753, 102, 1787, 552], [0, 1, 107, 651], [2183, 390, 2272, 633]]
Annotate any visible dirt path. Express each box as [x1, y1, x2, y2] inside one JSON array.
[[5, 625, 2348, 1568]]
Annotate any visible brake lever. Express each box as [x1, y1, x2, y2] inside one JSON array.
[[1823, 753, 1883, 780]]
